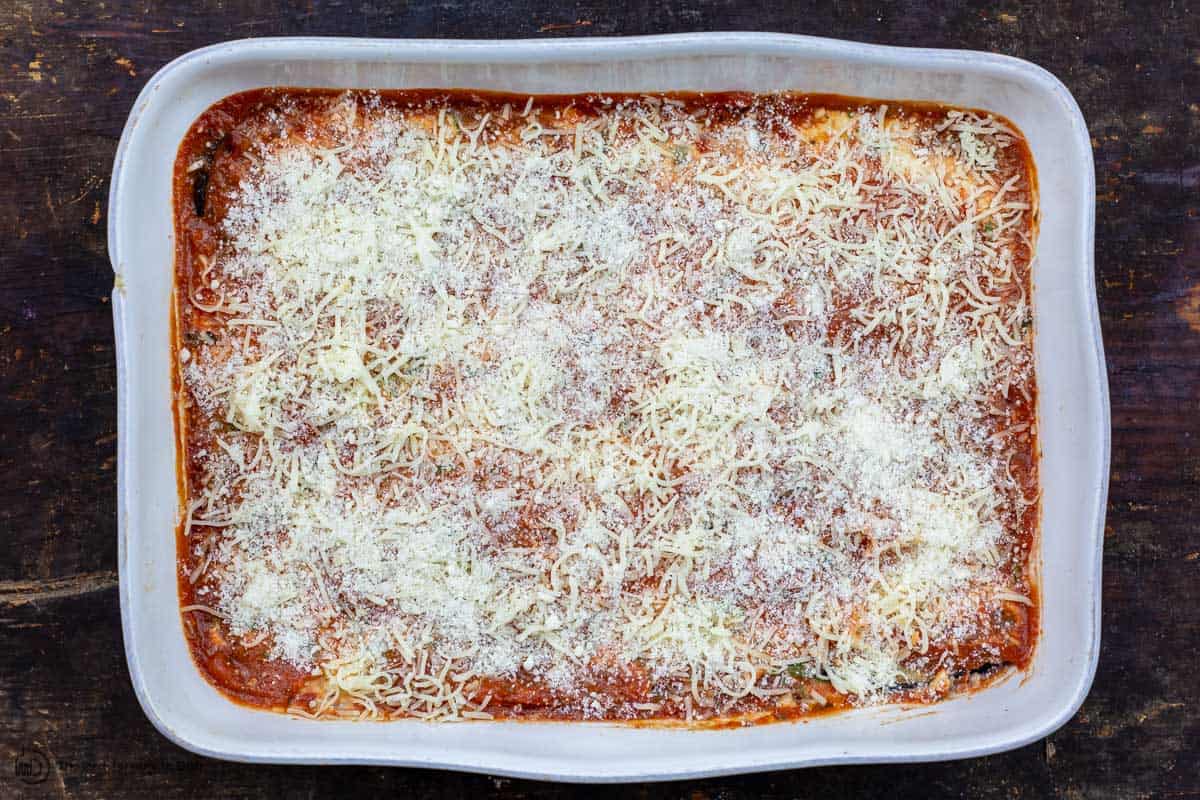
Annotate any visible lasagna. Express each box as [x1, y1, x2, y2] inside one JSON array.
[[173, 89, 1039, 723]]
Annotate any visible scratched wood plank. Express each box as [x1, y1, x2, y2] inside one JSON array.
[[0, 0, 1197, 797]]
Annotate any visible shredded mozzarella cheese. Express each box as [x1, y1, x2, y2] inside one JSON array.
[[179, 93, 1037, 721]]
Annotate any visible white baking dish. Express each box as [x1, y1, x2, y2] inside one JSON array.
[[109, 33, 1106, 781]]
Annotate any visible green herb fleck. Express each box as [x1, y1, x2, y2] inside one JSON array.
[[786, 663, 813, 680]]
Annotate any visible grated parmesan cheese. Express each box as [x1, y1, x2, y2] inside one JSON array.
[[178, 92, 1038, 721]]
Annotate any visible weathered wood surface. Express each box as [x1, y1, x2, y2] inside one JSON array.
[[0, 1, 1195, 797]]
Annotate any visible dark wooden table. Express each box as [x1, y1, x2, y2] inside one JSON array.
[[1, 1, 1195, 797]]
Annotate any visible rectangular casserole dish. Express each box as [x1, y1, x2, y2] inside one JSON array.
[[109, 33, 1106, 781]]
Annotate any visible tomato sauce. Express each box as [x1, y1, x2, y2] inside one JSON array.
[[173, 88, 1039, 722]]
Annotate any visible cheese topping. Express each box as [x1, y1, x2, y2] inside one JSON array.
[[179, 92, 1037, 721]]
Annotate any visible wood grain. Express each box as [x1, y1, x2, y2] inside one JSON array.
[[1, 1, 1196, 797]]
